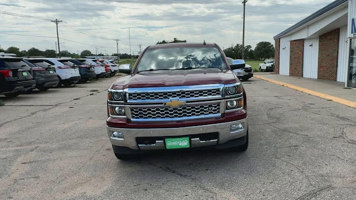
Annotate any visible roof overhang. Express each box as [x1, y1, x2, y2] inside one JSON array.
[[274, 0, 348, 40]]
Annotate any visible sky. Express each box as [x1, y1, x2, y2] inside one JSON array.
[[0, 0, 336, 55]]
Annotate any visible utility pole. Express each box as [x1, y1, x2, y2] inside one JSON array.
[[129, 28, 132, 59], [242, 0, 247, 59], [139, 44, 142, 55], [51, 19, 62, 56], [115, 39, 120, 59]]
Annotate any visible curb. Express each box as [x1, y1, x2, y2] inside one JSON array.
[[254, 75, 356, 109]]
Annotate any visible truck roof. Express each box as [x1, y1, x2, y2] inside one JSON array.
[[148, 43, 218, 50]]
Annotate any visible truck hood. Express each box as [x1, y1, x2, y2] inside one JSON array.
[[111, 70, 238, 90]]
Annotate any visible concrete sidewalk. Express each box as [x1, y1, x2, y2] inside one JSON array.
[[253, 72, 356, 108]]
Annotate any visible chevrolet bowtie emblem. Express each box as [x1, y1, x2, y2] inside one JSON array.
[[165, 100, 185, 107]]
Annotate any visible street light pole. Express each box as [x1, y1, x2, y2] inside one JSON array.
[[242, 0, 247, 59]]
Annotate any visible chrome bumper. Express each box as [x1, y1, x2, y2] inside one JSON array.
[[107, 118, 247, 150]]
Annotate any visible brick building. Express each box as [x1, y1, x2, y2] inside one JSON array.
[[274, 0, 356, 88]]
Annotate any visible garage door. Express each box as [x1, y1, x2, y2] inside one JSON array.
[[279, 38, 290, 75], [303, 38, 319, 79]]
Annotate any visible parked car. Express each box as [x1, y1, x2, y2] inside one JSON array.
[[97, 59, 118, 76], [23, 59, 59, 91], [259, 59, 275, 72], [230, 59, 253, 81], [106, 43, 248, 160], [27, 58, 81, 86], [77, 58, 108, 78], [0, 57, 36, 97], [58, 59, 96, 82]]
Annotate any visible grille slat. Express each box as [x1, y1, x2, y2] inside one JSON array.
[[131, 104, 220, 120], [128, 88, 221, 101]]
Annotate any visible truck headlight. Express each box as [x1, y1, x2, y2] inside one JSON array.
[[224, 84, 243, 97], [108, 90, 125, 101]]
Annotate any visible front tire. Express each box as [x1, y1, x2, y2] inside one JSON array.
[[112, 145, 137, 160], [233, 130, 248, 152], [114, 152, 132, 160]]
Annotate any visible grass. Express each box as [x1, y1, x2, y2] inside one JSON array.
[[118, 58, 137, 66], [0, 99, 4, 106], [245, 60, 262, 72]]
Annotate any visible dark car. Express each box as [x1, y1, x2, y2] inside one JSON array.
[[77, 58, 109, 78], [0, 57, 36, 97], [231, 59, 253, 81], [23, 59, 59, 91], [58, 59, 96, 82]]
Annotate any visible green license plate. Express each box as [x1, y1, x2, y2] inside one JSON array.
[[49, 70, 54, 74], [165, 137, 190, 149], [22, 72, 28, 76]]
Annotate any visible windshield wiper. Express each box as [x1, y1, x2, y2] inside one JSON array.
[[175, 67, 194, 70]]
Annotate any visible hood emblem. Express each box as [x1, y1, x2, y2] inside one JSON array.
[[165, 100, 185, 107]]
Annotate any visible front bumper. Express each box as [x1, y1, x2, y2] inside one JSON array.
[[107, 118, 247, 150]]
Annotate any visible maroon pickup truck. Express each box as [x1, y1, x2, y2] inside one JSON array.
[[107, 43, 248, 160]]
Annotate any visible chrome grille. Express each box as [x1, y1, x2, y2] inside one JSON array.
[[131, 103, 220, 120], [128, 89, 221, 101]]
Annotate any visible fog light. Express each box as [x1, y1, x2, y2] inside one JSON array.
[[227, 100, 237, 109], [112, 131, 124, 138], [230, 123, 244, 132]]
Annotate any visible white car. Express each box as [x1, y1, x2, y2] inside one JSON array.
[[259, 59, 275, 72], [78, 58, 108, 78], [27, 58, 81, 86]]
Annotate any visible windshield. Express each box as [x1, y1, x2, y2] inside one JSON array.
[[136, 47, 227, 72], [60, 60, 83, 66], [0, 59, 30, 69]]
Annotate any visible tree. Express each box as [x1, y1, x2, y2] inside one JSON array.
[[6, 46, 20, 56], [59, 50, 72, 57], [244, 45, 254, 60], [157, 40, 168, 44], [44, 49, 56, 58], [19, 50, 29, 57], [157, 38, 186, 44], [28, 48, 43, 57], [254, 41, 274, 60], [80, 50, 92, 57]]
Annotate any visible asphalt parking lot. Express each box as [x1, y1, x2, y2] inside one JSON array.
[[1, 76, 356, 200]]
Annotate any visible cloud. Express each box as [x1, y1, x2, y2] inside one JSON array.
[[0, 0, 336, 54]]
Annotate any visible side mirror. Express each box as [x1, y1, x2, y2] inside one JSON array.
[[119, 64, 131, 74], [230, 64, 245, 70]]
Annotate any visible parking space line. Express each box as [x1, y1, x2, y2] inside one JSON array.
[[254, 75, 356, 109]]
